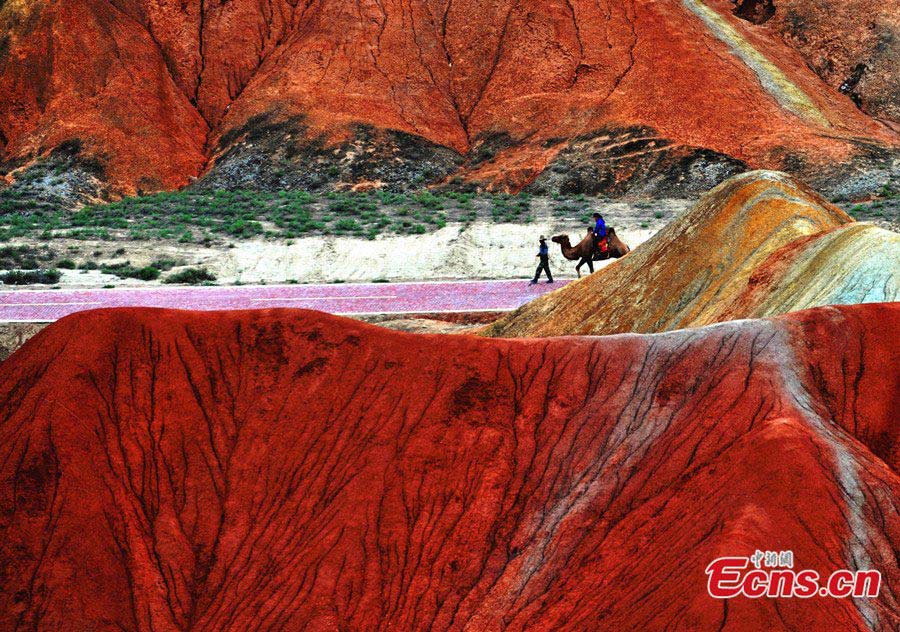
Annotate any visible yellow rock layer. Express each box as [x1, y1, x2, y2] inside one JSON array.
[[720, 223, 899, 320], [482, 170, 853, 338]]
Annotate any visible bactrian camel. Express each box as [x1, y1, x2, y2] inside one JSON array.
[[552, 227, 630, 277]]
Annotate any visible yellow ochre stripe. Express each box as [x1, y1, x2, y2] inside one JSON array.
[[682, 0, 830, 127]]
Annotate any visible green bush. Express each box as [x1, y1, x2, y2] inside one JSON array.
[[134, 266, 161, 281], [164, 267, 216, 284], [0, 245, 55, 269], [226, 219, 263, 237], [1, 269, 61, 285], [327, 196, 357, 213], [151, 257, 183, 271], [414, 191, 444, 210], [99, 261, 161, 281], [334, 218, 361, 231]]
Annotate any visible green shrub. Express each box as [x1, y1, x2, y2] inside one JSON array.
[[56, 258, 77, 269], [226, 219, 263, 237], [1, 269, 61, 285], [99, 261, 160, 281], [334, 218, 361, 231], [327, 196, 357, 213], [414, 192, 444, 210], [151, 257, 183, 271], [134, 266, 161, 281], [164, 267, 216, 284], [0, 245, 55, 269]]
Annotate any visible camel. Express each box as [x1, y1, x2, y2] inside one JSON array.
[[552, 227, 630, 277]]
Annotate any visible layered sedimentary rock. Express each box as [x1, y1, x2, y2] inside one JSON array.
[[724, 0, 900, 127], [717, 222, 900, 321], [482, 170, 890, 338], [0, 303, 898, 629], [0, 0, 897, 200], [0, 0, 209, 196]]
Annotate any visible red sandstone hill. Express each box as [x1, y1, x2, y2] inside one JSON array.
[[0, 0, 897, 202], [1, 304, 898, 629]]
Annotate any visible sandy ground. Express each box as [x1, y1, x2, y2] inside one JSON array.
[[13, 200, 691, 288], [208, 221, 662, 283], [45, 221, 664, 286], [0, 322, 46, 361]]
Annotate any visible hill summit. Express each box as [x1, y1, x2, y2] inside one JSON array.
[[482, 170, 899, 338]]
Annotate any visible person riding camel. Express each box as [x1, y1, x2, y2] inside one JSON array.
[[592, 212, 609, 257]]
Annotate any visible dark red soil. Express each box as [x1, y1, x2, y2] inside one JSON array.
[[0, 304, 897, 629]]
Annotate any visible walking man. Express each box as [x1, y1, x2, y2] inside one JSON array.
[[531, 235, 554, 285]]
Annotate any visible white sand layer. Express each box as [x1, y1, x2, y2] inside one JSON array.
[[207, 222, 660, 284]]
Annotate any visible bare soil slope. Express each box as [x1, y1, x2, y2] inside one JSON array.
[[1, 0, 897, 201], [482, 170, 896, 338], [0, 304, 898, 629]]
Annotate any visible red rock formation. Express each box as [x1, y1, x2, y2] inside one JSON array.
[[0, 0, 209, 193], [731, 0, 776, 25], [482, 170, 859, 338], [1, 304, 898, 629], [722, 0, 900, 127], [0, 0, 897, 198]]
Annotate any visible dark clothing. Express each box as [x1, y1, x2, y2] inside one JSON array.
[[592, 216, 607, 239], [533, 259, 553, 283], [533, 240, 552, 282]]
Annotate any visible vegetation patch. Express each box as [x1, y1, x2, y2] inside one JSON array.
[[164, 268, 216, 284], [839, 182, 899, 227], [0, 244, 56, 269], [0, 187, 618, 244], [1, 269, 61, 285], [99, 261, 162, 281], [93, 257, 186, 281]]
